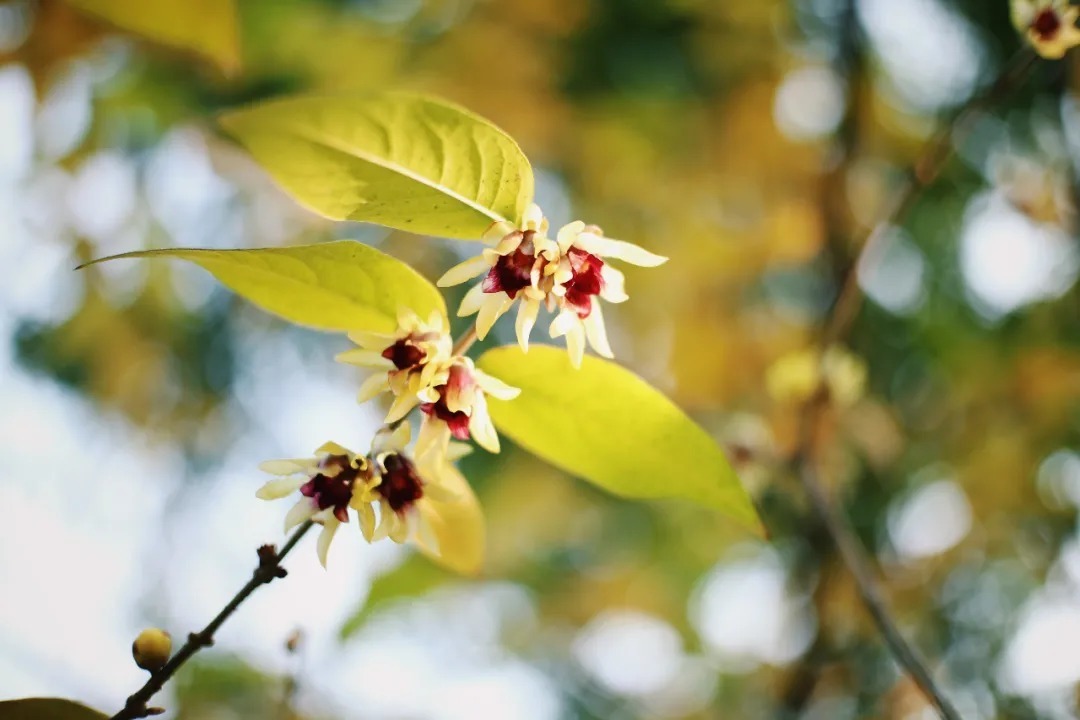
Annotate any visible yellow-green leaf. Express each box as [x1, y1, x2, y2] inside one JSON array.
[[476, 345, 764, 536], [219, 93, 534, 240], [80, 241, 445, 334], [66, 0, 239, 73], [0, 698, 107, 720]]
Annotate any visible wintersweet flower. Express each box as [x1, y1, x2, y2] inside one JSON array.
[[336, 309, 453, 422], [414, 356, 520, 457], [437, 203, 667, 367], [256, 442, 372, 567], [1012, 0, 1080, 58], [546, 219, 667, 368], [351, 423, 459, 549]]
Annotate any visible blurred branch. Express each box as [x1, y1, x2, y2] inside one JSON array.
[[823, 47, 1039, 347], [786, 40, 1041, 720], [111, 521, 315, 720]]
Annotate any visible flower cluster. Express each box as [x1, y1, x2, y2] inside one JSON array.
[[256, 425, 468, 566], [1012, 0, 1080, 58], [437, 204, 667, 368], [337, 310, 520, 455]]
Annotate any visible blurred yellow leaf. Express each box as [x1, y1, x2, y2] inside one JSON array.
[[219, 93, 534, 239], [66, 0, 239, 72], [0, 698, 106, 720], [477, 345, 764, 536], [80, 241, 445, 334]]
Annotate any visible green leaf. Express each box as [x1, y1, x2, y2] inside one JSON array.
[[218, 93, 534, 240], [0, 698, 107, 720], [476, 345, 764, 536], [66, 0, 240, 72], [79, 240, 446, 334]]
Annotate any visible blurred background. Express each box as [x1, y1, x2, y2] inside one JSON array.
[[2, 0, 1080, 718]]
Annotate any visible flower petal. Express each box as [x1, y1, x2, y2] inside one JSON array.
[[416, 417, 451, 460], [438, 254, 492, 287], [457, 282, 486, 317], [474, 368, 521, 400], [284, 497, 318, 532], [335, 348, 393, 368], [599, 266, 628, 303], [556, 220, 586, 253], [574, 233, 668, 267], [357, 373, 390, 403], [385, 392, 421, 424], [522, 203, 546, 232], [482, 220, 516, 243], [357, 502, 376, 542], [469, 398, 501, 453], [256, 476, 306, 500], [316, 516, 340, 568], [515, 298, 540, 352], [389, 512, 410, 543], [583, 302, 614, 358], [566, 321, 586, 369], [476, 293, 512, 340], [258, 458, 316, 476]]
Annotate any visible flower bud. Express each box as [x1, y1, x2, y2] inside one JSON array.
[[132, 628, 172, 671]]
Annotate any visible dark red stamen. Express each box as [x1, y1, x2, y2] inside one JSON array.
[[483, 231, 536, 298], [377, 454, 425, 513], [421, 400, 472, 439], [562, 247, 605, 319], [1033, 8, 1062, 39], [382, 339, 426, 370], [300, 455, 363, 522]]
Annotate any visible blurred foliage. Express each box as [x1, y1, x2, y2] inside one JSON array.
[[4, 0, 1080, 717]]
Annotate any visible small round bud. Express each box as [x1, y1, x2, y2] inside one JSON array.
[[132, 628, 172, 672]]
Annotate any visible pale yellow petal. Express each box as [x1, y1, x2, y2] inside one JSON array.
[[385, 392, 421, 424], [482, 220, 516, 243], [437, 254, 492, 287], [335, 348, 393, 368], [476, 293, 511, 340], [469, 399, 501, 453], [258, 458, 315, 476], [566, 321, 586, 369], [515, 299, 540, 352], [457, 282, 486, 317], [583, 303, 614, 359], [556, 220, 585, 253], [389, 513, 409, 543], [347, 330, 394, 349], [284, 497, 317, 532], [574, 233, 668, 267], [357, 373, 390, 404], [357, 502, 376, 542], [599, 266, 628, 303], [316, 517, 340, 568], [315, 441, 354, 457], [473, 368, 521, 400], [256, 477, 306, 500], [372, 502, 392, 541], [416, 467, 484, 576], [414, 509, 440, 555], [522, 203, 545, 232], [416, 417, 451, 460], [389, 419, 412, 450]]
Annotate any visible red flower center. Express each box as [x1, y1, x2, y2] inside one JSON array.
[[382, 338, 427, 370], [1033, 8, 1062, 39], [420, 364, 473, 441], [483, 231, 538, 298], [562, 247, 606, 319], [300, 455, 364, 523], [377, 454, 425, 513]]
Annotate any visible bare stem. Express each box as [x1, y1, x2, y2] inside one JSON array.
[[452, 325, 478, 356], [111, 521, 315, 720], [786, 48, 1039, 720]]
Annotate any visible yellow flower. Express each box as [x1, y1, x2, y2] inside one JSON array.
[[1012, 0, 1080, 58], [414, 356, 520, 457], [256, 441, 372, 567], [437, 204, 667, 367], [766, 345, 867, 408], [336, 309, 453, 423], [350, 423, 461, 550]]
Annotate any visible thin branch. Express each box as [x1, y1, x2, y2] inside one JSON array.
[[823, 48, 1038, 347], [789, 48, 1040, 720], [452, 325, 478, 356], [111, 521, 315, 720]]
